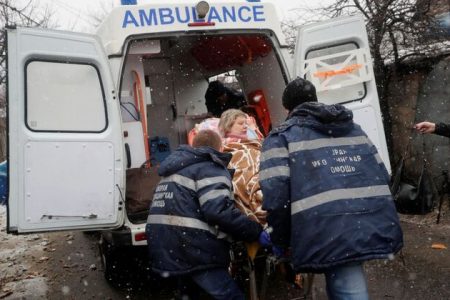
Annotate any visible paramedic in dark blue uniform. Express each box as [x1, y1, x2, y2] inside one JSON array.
[[146, 129, 262, 300], [205, 80, 247, 118], [259, 77, 403, 300]]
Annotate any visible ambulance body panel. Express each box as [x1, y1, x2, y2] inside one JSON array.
[[295, 15, 391, 172], [96, 2, 287, 56], [7, 28, 124, 233], [7, 1, 389, 243]]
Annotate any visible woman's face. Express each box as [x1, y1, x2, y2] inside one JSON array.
[[229, 116, 248, 136]]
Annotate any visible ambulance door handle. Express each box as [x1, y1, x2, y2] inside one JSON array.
[[125, 143, 131, 168], [41, 214, 98, 219], [171, 102, 177, 120]]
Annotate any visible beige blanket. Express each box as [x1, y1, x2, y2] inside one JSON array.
[[223, 139, 265, 224]]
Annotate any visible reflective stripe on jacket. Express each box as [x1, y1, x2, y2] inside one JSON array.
[[260, 102, 403, 272], [146, 145, 262, 276]]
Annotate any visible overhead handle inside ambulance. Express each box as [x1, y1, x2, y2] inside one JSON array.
[[171, 102, 177, 120]]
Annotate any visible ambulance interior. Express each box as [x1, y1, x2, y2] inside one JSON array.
[[119, 32, 287, 221]]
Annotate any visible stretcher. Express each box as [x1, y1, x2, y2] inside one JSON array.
[[232, 242, 314, 300]]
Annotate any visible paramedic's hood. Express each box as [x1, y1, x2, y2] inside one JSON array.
[[96, 1, 287, 56]]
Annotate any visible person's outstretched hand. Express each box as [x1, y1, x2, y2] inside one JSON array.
[[414, 121, 436, 134]]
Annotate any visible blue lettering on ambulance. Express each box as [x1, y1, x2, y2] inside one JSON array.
[[123, 10, 139, 27], [238, 6, 252, 22], [122, 5, 266, 28], [208, 7, 223, 23], [191, 7, 202, 22], [159, 8, 174, 25], [222, 6, 236, 22], [253, 5, 265, 21], [139, 9, 158, 26], [175, 7, 190, 23]]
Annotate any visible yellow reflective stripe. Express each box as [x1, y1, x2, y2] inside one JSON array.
[[288, 136, 368, 153], [291, 185, 391, 215], [160, 174, 196, 191], [197, 176, 231, 190], [259, 166, 290, 181], [199, 189, 230, 206], [260, 147, 289, 162]]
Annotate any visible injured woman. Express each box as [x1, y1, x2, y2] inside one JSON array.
[[188, 108, 266, 224], [218, 109, 266, 225]]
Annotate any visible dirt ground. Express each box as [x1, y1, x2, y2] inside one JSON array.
[[310, 198, 450, 299], [2, 199, 450, 299], [0, 206, 48, 299]]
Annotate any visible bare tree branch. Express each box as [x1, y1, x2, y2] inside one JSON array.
[[281, 0, 449, 159], [281, 0, 448, 89], [86, 0, 114, 29], [0, 0, 54, 104]]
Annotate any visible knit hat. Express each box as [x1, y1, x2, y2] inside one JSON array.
[[282, 77, 318, 111]]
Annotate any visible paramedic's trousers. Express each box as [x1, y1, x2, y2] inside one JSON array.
[[324, 262, 369, 300], [177, 267, 244, 300]]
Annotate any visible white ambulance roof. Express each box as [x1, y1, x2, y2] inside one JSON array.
[[96, 1, 287, 56]]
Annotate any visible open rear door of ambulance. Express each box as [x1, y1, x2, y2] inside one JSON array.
[[7, 27, 124, 233], [293, 14, 391, 173]]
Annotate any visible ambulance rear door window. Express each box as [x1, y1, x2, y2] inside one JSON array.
[[26, 60, 107, 133], [305, 43, 366, 105]]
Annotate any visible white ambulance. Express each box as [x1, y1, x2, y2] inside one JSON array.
[[6, 0, 390, 281]]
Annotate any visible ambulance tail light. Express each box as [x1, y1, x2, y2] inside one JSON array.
[[135, 232, 147, 242]]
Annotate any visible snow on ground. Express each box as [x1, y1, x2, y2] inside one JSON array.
[[0, 205, 48, 299]]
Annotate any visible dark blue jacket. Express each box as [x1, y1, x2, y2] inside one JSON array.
[[260, 102, 403, 273], [146, 145, 262, 276], [435, 122, 450, 137]]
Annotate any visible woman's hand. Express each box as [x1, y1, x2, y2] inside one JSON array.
[[254, 207, 267, 224], [414, 121, 436, 134]]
